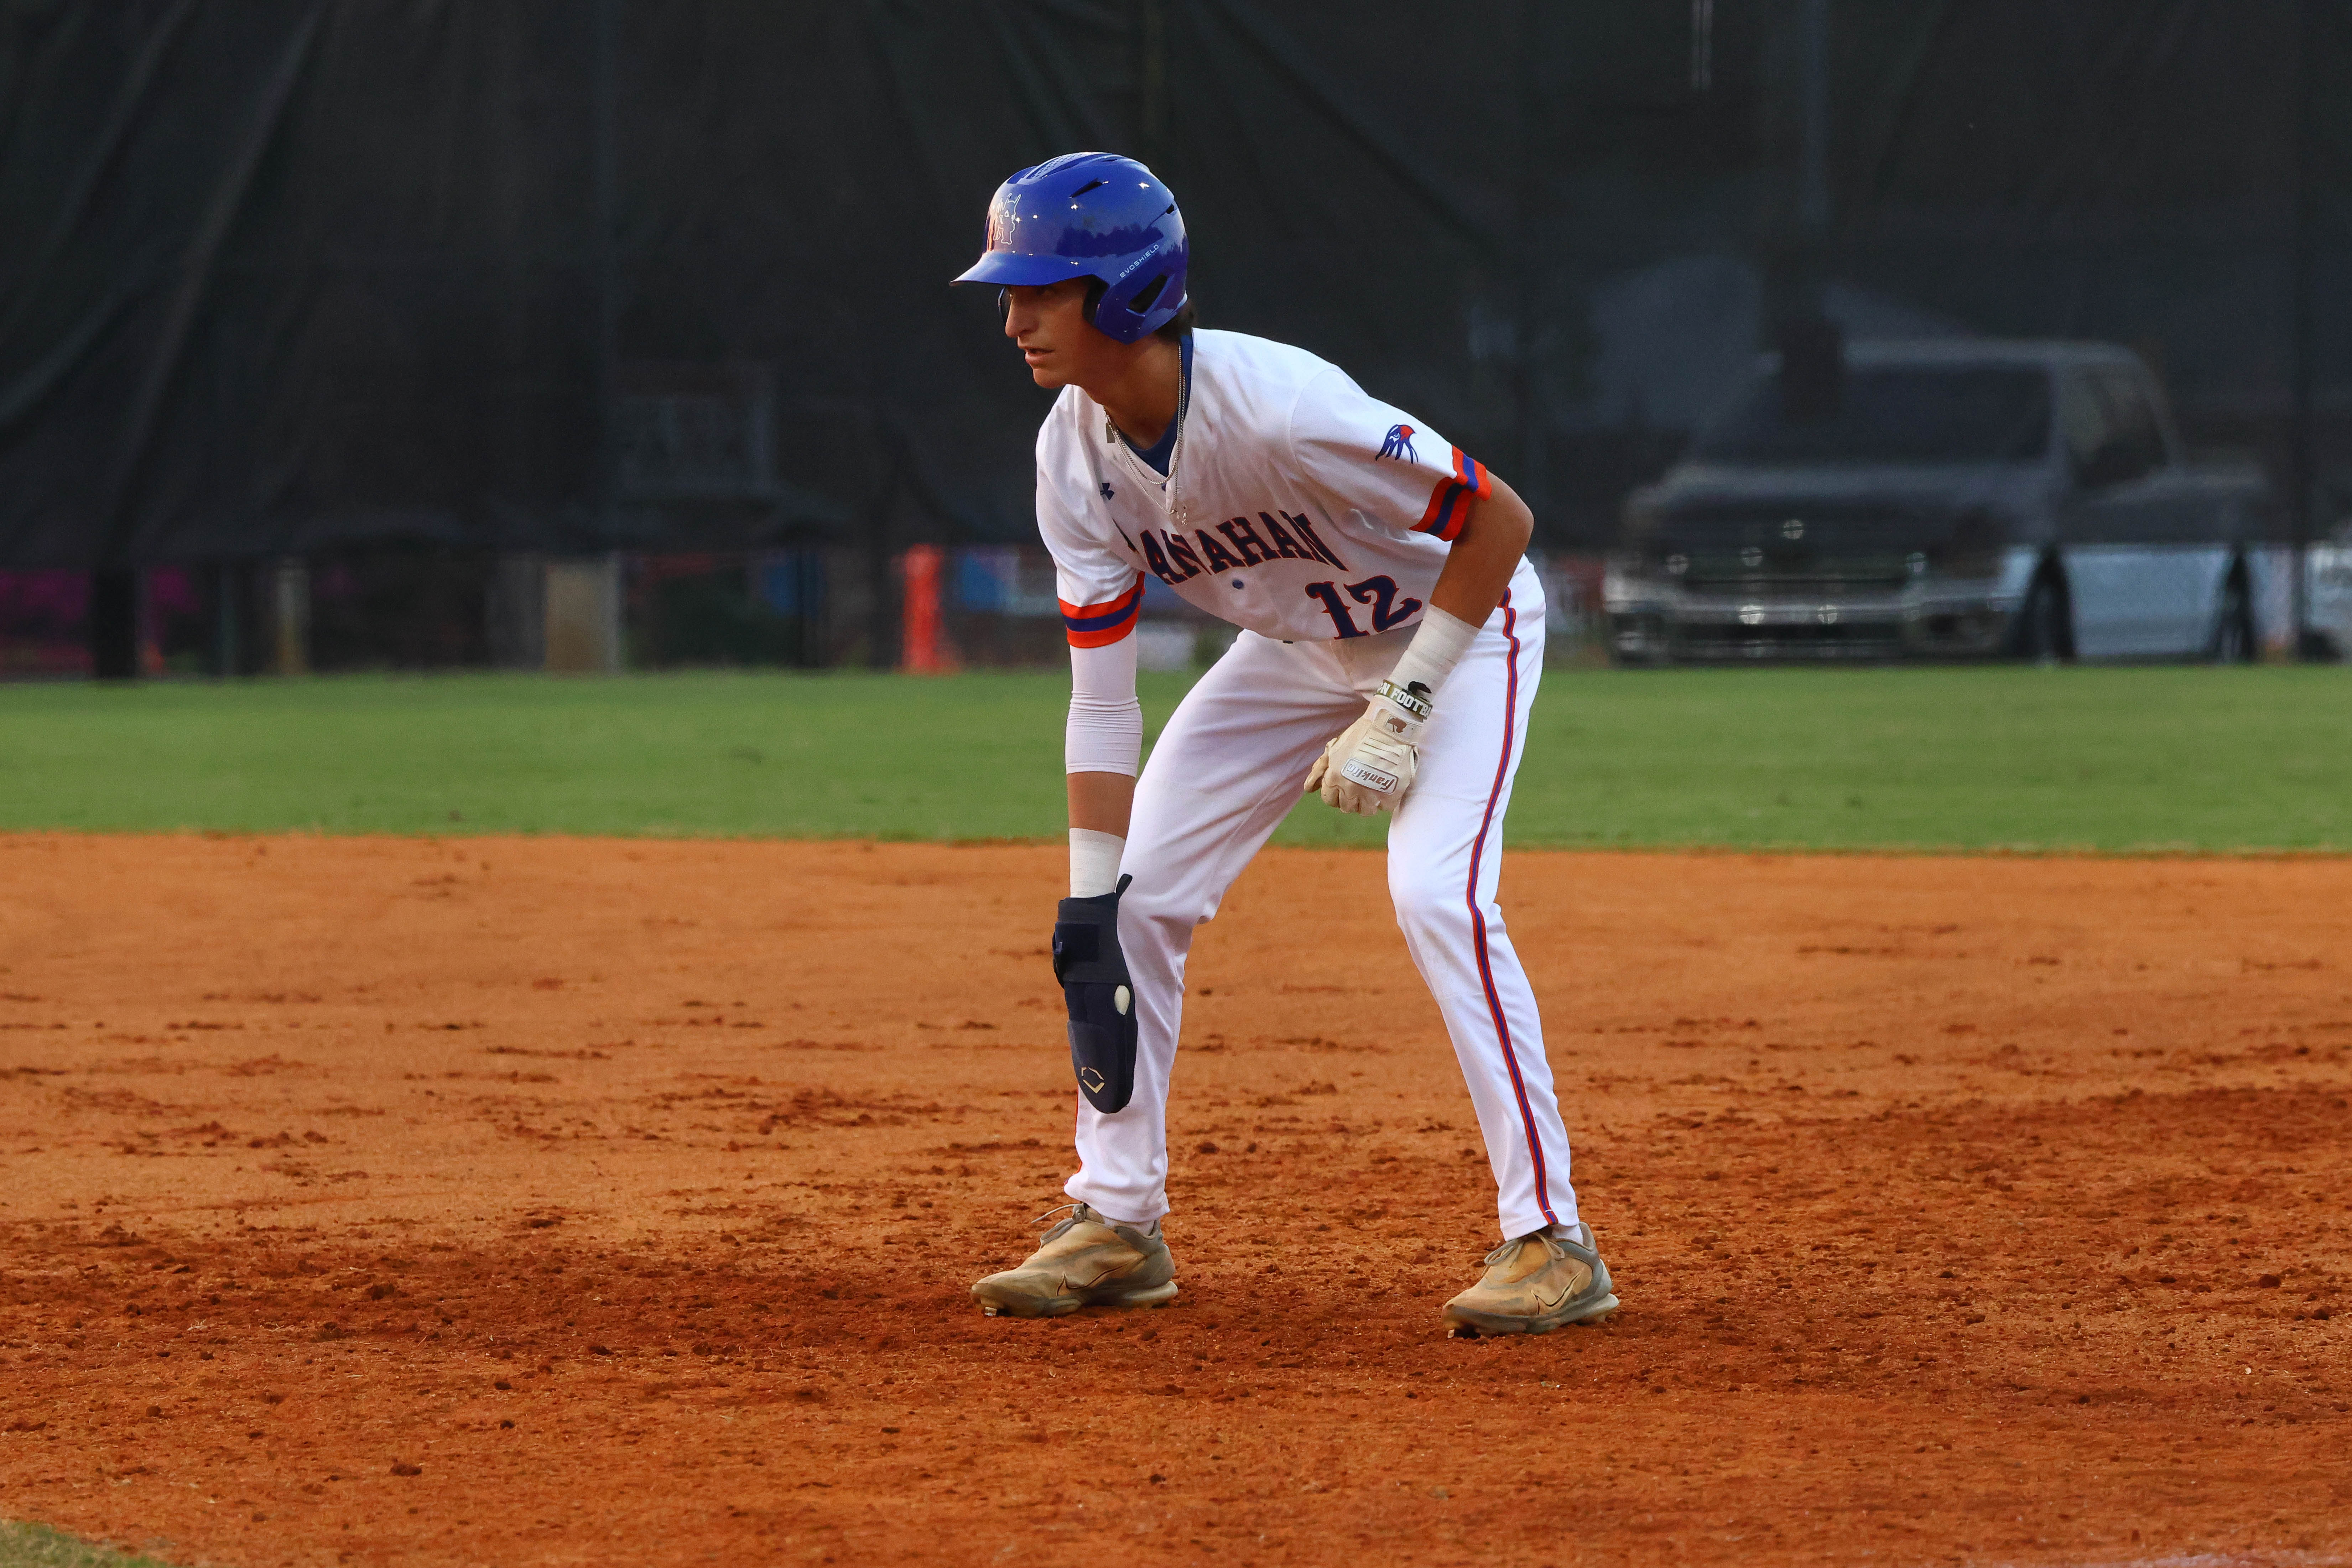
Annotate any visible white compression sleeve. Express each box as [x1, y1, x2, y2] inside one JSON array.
[[1386, 605, 1480, 698], [1065, 634, 1143, 776], [1066, 639, 1137, 898]]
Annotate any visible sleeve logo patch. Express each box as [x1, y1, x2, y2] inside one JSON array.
[[1377, 423, 1418, 463]]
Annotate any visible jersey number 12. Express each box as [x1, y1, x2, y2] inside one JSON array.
[[1304, 575, 1422, 639]]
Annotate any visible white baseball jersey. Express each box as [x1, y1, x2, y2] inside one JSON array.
[[1037, 328, 1493, 649]]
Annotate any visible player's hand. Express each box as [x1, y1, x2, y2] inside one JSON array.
[[1305, 679, 1429, 814]]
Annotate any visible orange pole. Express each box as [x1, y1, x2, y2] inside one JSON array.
[[899, 545, 953, 673]]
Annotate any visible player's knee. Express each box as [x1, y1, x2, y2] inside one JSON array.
[[1387, 864, 1468, 942], [1115, 873, 1201, 943]]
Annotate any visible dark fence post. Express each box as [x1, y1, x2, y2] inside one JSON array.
[[2288, 0, 2318, 657], [207, 562, 243, 677], [89, 568, 139, 680]]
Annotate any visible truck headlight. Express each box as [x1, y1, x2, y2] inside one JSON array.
[[1604, 555, 1668, 603]]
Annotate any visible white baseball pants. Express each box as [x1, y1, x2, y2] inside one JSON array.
[[1065, 560, 1582, 1241]]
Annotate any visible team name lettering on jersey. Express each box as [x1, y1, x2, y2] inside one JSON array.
[[1215, 516, 1271, 566], [1136, 511, 1347, 585]]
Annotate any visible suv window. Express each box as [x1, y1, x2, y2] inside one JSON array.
[[2064, 369, 2168, 489], [1690, 366, 2051, 466]]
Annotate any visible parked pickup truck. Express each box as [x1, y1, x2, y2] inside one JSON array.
[[2307, 527, 2352, 659], [1606, 341, 2273, 662]]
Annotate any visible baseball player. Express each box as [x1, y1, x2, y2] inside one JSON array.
[[955, 153, 1614, 1335]]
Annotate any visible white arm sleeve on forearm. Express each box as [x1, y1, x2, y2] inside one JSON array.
[[1065, 634, 1143, 776], [1386, 604, 1480, 698]]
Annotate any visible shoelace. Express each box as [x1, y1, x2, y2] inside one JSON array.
[[1028, 1201, 1092, 1243], [1481, 1232, 1565, 1269]]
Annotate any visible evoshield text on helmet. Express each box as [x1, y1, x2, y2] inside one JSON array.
[[953, 152, 1189, 344]]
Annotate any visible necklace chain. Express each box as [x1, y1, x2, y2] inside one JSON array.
[[1164, 350, 1190, 530], [1103, 349, 1190, 528]]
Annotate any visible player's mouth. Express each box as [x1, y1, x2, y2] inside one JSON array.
[[1022, 346, 1051, 366]]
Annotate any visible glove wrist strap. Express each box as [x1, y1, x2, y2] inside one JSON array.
[[1374, 678, 1433, 720]]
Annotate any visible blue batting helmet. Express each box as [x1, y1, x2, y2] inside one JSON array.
[[953, 152, 1188, 344]]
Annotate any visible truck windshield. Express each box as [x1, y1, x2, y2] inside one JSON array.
[[1690, 366, 2051, 466]]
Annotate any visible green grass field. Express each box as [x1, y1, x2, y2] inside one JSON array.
[[0, 665, 2343, 851], [0, 1522, 176, 1568]]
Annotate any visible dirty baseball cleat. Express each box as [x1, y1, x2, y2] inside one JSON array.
[[971, 1202, 1178, 1318], [1441, 1221, 1617, 1336]]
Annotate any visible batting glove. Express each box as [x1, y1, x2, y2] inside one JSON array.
[[1305, 678, 1430, 814]]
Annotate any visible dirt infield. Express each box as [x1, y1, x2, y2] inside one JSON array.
[[1, 834, 2348, 1568]]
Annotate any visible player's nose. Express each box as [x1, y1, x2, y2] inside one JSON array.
[[1001, 288, 1045, 340]]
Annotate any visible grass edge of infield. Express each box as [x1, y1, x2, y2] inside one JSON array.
[[0, 1521, 182, 1568], [0, 824, 2343, 859]]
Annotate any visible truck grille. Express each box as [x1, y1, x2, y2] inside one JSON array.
[[1649, 505, 1935, 594]]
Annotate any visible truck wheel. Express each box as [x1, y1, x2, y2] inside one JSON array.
[[2207, 571, 2254, 663], [2012, 570, 2071, 663]]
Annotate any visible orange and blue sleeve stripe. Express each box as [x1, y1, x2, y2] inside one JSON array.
[[1060, 573, 1145, 648], [1414, 447, 1492, 542]]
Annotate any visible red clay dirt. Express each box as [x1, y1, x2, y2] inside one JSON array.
[[0, 833, 2348, 1568]]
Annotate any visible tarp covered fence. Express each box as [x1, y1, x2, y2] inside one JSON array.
[[0, 0, 2347, 580]]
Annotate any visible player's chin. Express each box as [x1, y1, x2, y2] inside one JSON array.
[[1023, 353, 1068, 389]]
